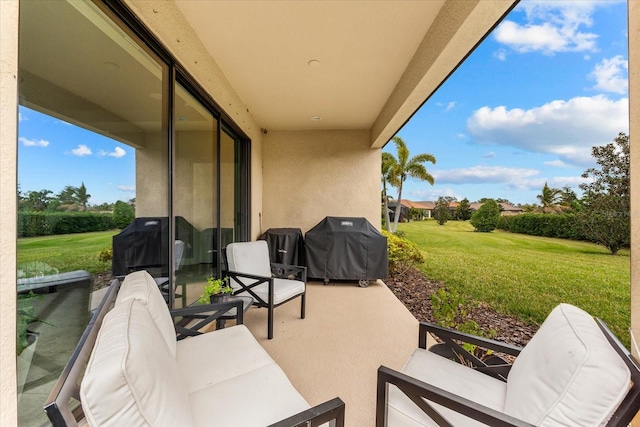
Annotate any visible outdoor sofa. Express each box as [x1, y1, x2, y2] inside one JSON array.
[[376, 303, 640, 426], [44, 270, 345, 427]]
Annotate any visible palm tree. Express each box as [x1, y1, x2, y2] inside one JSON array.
[[537, 182, 561, 213], [381, 152, 398, 231], [77, 182, 91, 211], [388, 136, 436, 232]]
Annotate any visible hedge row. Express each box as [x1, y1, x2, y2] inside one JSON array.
[[497, 213, 589, 241], [18, 212, 115, 237]]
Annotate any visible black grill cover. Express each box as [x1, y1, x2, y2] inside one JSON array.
[[305, 217, 388, 281], [111, 216, 197, 276], [259, 228, 305, 265]]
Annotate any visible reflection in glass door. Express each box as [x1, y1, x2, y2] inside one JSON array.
[[173, 83, 219, 307]]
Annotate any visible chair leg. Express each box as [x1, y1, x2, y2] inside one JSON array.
[[301, 292, 306, 319], [268, 305, 274, 339]]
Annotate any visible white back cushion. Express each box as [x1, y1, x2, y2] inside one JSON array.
[[226, 241, 272, 279], [504, 303, 630, 426], [116, 270, 176, 356], [81, 299, 193, 427]]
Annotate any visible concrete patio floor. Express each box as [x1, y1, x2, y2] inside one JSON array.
[[241, 280, 420, 426]]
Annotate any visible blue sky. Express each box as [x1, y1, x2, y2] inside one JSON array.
[[386, 0, 629, 205], [18, 0, 628, 207], [18, 107, 136, 205]]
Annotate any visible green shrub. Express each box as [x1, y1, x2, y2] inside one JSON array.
[[17, 212, 114, 237], [498, 213, 588, 241], [98, 245, 113, 262], [470, 199, 500, 232], [383, 230, 425, 274], [113, 201, 135, 229]]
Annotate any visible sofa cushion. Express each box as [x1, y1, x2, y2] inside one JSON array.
[[504, 303, 630, 426], [176, 325, 276, 394], [116, 270, 176, 356], [189, 363, 310, 427], [80, 299, 193, 427], [388, 348, 507, 426]]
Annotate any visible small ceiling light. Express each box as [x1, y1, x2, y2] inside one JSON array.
[[104, 61, 120, 69], [311, 116, 322, 121], [308, 59, 321, 67]]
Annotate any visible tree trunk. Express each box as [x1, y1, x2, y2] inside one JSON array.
[[392, 183, 403, 232]]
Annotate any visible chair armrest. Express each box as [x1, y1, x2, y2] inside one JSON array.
[[270, 263, 307, 282], [376, 366, 534, 427], [419, 322, 523, 381], [268, 397, 346, 427], [170, 299, 244, 340]]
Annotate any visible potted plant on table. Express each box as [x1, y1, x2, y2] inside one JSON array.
[[198, 276, 233, 304]]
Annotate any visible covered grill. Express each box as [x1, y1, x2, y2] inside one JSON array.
[[305, 216, 388, 286], [111, 216, 197, 276]]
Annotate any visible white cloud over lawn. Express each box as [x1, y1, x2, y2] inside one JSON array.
[[589, 55, 628, 94], [19, 137, 48, 147], [71, 144, 92, 156], [466, 95, 628, 167], [493, 1, 619, 55], [100, 147, 126, 158], [433, 165, 539, 185]]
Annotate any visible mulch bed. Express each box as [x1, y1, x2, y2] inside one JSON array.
[[385, 267, 538, 348]]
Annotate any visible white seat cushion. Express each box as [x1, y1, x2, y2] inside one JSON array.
[[176, 325, 276, 394], [504, 303, 631, 426], [236, 277, 305, 305], [81, 299, 193, 427], [388, 348, 507, 426], [189, 363, 310, 427], [115, 270, 177, 356]]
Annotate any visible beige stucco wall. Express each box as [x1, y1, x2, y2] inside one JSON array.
[[629, 0, 640, 358], [261, 130, 381, 235], [0, 1, 19, 425]]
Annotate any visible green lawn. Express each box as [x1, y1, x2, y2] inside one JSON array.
[[17, 230, 118, 276], [398, 220, 630, 345]]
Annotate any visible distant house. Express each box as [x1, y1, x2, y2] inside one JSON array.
[[389, 200, 434, 221], [469, 202, 523, 216]]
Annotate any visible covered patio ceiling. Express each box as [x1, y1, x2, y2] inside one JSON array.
[[174, 0, 518, 147]]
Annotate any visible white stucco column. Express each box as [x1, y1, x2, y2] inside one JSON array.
[[629, 0, 640, 359], [0, 0, 19, 425]]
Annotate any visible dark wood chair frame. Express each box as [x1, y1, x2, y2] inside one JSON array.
[[376, 321, 640, 427], [223, 248, 307, 339], [44, 277, 343, 427]]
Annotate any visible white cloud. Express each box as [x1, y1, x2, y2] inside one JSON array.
[[483, 151, 496, 159], [589, 55, 628, 94], [544, 160, 567, 167], [433, 165, 540, 185], [466, 95, 628, 167], [116, 185, 135, 192], [107, 147, 126, 158], [19, 137, 49, 147], [493, 1, 617, 55], [409, 187, 461, 201], [19, 113, 26, 122], [445, 101, 456, 111], [511, 175, 589, 192], [71, 144, 92, 156], [494, 49, 507, 61]]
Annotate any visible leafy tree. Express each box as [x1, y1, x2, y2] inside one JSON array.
[[112, 200, 135, 229], [578, 132, 630, 255], [381, 152, 398, 231], [433, 197, 450, 225], [387, 136, 436, 232], [537, 182, 562, 213], [470, 199, 500, 232], [24, 189, 54, 212], [454, 198, 472, 220]]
